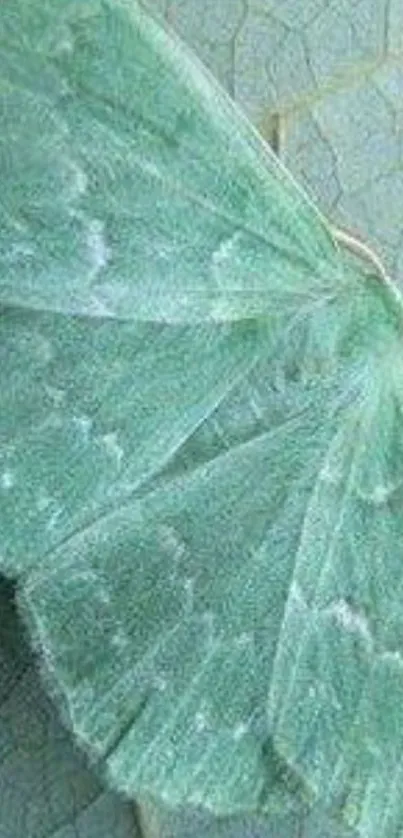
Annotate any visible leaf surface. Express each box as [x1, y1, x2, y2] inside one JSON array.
[[146, 0, 403, 285]]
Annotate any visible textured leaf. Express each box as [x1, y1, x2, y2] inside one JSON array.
[[1, 2, 403, 837], [145, 0, 403, 284]]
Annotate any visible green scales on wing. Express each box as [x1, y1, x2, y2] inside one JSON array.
[[1, 2, 403, 836]]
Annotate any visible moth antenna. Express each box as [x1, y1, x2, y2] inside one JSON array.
[[331, 226, 388, 283]]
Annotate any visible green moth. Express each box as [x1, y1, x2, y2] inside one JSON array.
[[1, 2, 403, 837]]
